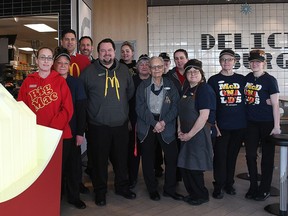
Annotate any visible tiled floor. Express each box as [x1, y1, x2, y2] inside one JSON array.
[[61, 147, 281, 216]]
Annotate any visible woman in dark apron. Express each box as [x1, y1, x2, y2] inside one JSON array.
[[178, 59, 216, 205]]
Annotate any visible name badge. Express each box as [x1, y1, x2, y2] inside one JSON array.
[[29, 84, 37, 88]]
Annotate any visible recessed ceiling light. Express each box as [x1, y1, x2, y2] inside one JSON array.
[[24, 24, 57, 32], [19, 47, 34, 51]]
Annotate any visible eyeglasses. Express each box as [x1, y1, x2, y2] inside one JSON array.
[[38, 56, 54, 61], [186, 70, 200, 75], [220, 58, 234, 63], [150, 65, 164, 70]]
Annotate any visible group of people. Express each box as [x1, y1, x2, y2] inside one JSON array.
[[16, 28, 281, 210]]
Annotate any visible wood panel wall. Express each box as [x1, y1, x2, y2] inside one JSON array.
[[92, 0, 147, 59]]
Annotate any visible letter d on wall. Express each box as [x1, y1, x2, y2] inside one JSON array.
[[201, 34, 215, 50]]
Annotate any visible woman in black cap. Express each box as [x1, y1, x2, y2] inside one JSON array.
[[53, 47, 87, 209], [159, 52, 171, 74], [127, 54, 150, 189], [244, 49, 281, 201], [178, 59, 216, 205], [208, 49, 246, 199]]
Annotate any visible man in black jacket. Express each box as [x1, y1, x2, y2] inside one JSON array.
[[79, 38, 135, 207]]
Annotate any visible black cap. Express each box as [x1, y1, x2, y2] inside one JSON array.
[[184, 59, 202, 72], [159, 52, 170, 61], [53, 47, 71, 61], [137, 54, 150, 62], [219, 49, 235, 58], [248, 49, 266, 62]]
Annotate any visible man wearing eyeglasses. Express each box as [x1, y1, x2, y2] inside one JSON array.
[[208, 49, 246, 200]]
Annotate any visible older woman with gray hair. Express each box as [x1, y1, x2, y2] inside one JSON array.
[[136, 56, 183, 201]]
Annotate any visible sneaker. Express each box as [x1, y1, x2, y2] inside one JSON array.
[[184, 195, 209, 206], [187, 198, 209, 206], [128, 180, 137, 189], [68, 199, 86, 209], [115, 189, 136, 199], [79, 183, 90, 194], [254, 192, 270, 201], [212, 190, 224, 199], [149, 191, 161, 201], [245, 189, 257, 199], [95, 193, 106, 206], [163, 191, 184, 200], [224, 186, 236, 195]]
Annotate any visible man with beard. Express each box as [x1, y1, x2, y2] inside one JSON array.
[[79, 36, 95, 63], [79, 38, 135, 206], [78, 36, 95, 179]]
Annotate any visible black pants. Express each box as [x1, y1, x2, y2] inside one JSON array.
[[128, 123, 141, 184], [181, 169, 209, 200], [154, 139, 164, 173], [245, 121, 275, 193], [85, 129, 93, 176], [141, 126, 178, 193], [62, 138, 81, 202], [88, 122, 130, 195], [213, 128, 245, 191]]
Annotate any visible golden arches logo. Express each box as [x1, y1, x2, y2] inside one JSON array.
[[104, 70, 120, 100], [69, 63, 80, 77]]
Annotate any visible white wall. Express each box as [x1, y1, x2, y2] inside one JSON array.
[[148, 3, 288, 96]]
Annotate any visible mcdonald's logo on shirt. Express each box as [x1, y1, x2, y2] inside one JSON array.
[[69, 63, 81, 77]]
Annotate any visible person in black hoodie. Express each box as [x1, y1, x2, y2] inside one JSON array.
[[79, 38, 135, 207]]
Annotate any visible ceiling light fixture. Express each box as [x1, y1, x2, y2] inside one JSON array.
[[24, 24, 57, 32], [19, 47, 34, 52]]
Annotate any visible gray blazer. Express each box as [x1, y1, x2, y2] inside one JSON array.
[[136, 76, 180, 144]]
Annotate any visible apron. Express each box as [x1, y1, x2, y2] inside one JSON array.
[[177, 92, 213, 171]]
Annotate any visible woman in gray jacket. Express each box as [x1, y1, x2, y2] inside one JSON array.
[[136, 56, 183, 201]]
